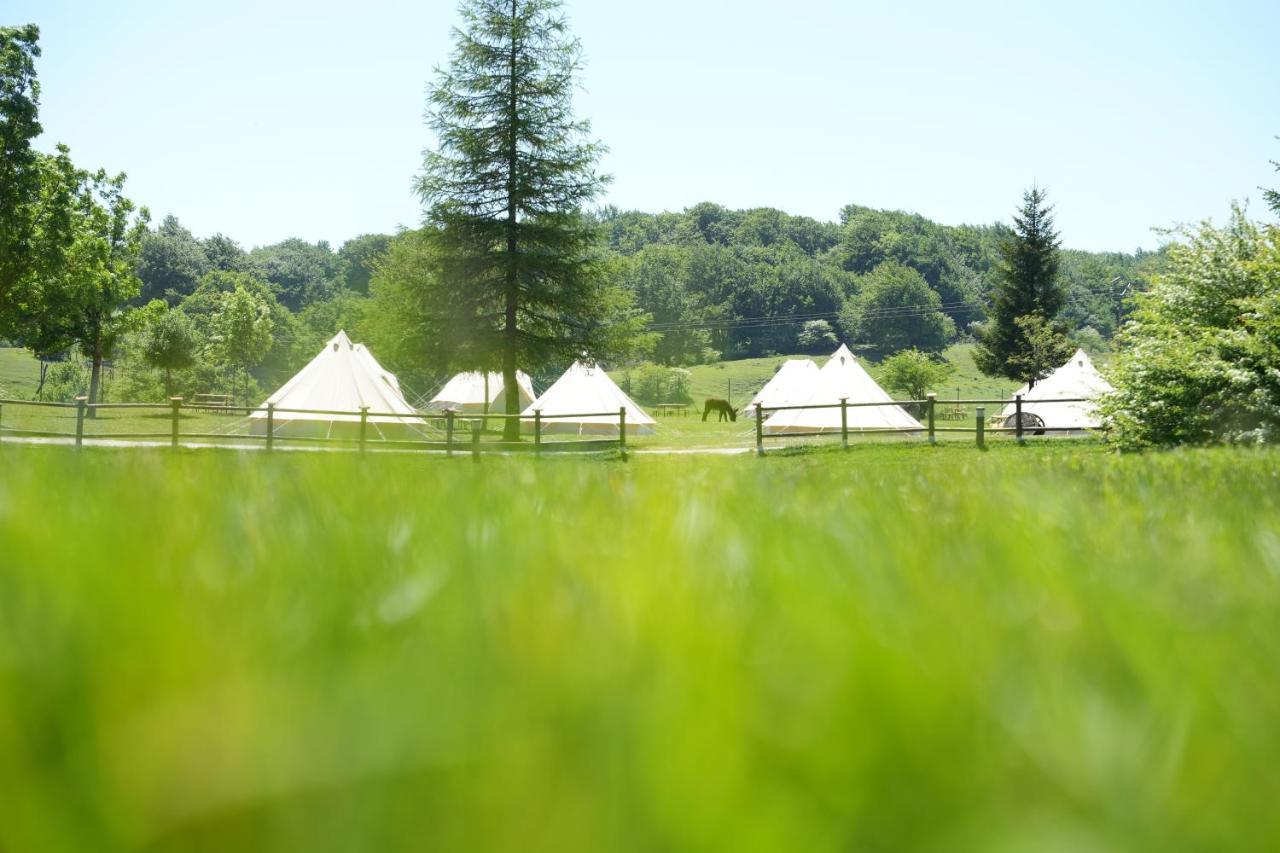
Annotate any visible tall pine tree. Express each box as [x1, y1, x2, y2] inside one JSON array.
[[975, 187, 1072, 386], [418, 0, 639, 439]]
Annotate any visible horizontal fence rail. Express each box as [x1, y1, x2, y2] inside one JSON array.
[[0, 397, 634, 461], [751, 393, 1104, 455], [0, 393, 1104, 459]]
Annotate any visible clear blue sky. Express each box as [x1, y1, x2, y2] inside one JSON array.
[[10, 0, 1279, 252]]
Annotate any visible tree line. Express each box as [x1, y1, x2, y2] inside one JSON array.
[[6, 9, 1278, 450]]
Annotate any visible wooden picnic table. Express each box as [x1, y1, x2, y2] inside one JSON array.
[[193, 393, 234, 411]]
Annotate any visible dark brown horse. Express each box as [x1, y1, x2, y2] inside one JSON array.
[[702, 398, 737, 422]]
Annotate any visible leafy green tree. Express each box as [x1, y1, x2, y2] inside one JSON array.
[[1102, 206, 1280, 447], [338, 233, 392, 295], [1005, 314, 1074, 386], [210, 285, 274, 405], [24, 163, 148, 407], [975, 187, 1071, 386], [11, 145, 83, 358], [136, 215, 209, 304], [840, 260, 954, 355], [615, 245, 713, 365], [362, 231, 438, 389], [836, 205, 991, 321], [296, 291, 368, 355], [202, 233, 247, 272], [418, 0, 645, 439], [879, 348, 955, 406], [0, 24, 43, 331], [0, 26, 80, 340], [179, 270, 296, 384], [140, 301, 198, 395], [797, 319, 838, 352], [248, 238, 347, 311]]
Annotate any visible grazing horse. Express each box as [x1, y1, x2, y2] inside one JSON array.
[[702, 398, 737, 422]]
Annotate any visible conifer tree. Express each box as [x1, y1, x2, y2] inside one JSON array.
[[975, 187, 1072, 385], [418, 0, 642, 439]]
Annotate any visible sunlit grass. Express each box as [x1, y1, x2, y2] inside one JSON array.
[[2, 444, 1279, 851]]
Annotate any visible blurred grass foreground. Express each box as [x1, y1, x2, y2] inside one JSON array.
[[2, 443, 1280, 851]]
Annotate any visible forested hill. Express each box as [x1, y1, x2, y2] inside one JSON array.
[[599, 202, 1165, 364], [26, 200, 1165, 406]]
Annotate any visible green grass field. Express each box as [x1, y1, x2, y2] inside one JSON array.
[[2, 443, 1279, 851], [0, 345, 40, 398]]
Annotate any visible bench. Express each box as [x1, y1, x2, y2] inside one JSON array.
[[192, 393, 234, 411]]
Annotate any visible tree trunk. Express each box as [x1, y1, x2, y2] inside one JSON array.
[[501, 2, 521, 442], [87, 326, 103, 418]]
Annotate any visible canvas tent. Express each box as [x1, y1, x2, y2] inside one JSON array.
[[744, 359, 820, 417], [521, 361, 656, 436], [999, 349, 1113, 431], [763, 344, 922, 434], [429, 371, 536, 414], [250, 331, 427, 439]]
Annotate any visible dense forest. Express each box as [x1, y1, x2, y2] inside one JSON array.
[[7, 201, 1164, 404], [600, 202, 1163, 364]]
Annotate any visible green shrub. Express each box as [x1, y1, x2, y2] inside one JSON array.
[[1103, 207, 1280, 448]]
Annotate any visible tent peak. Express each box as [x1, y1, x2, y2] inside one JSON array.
[[827, 344, 856, 366], [327, 330, 355, 352]]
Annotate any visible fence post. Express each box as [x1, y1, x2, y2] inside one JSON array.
[[471, 419, 480, 463], [266, 402, 275, 453], [75, 396, 87, 447], [840, 398, 849, 450], [359, 406, 369, 454], [926, 393, 936, 444], [619, 406, 628, 461], [0, 401, 4, 446], [445, 409, 455, 458], [170, 397, 183, 449], [975, 406, 986, 450], [1014, 394, 1024, 444], [534, 410, 542, 457], [755, 404, 764, 457]]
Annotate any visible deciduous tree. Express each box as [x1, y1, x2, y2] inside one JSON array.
[[24, 163, 148, 408], [1102, 206, 1280, 447], [840, 260, 954, 355], [879, 348, 954, 405], [0, 25, 78, 337], [136, 215, 210, 304], [140, 301, 198, 395], [210, 285, 274, 406]]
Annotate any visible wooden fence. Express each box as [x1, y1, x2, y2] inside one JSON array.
[[751, 393, 1098, 456], [0, 393, 1101, 459], [0, 397, 632, 460]]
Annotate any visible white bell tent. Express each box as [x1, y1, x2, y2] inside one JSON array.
[[521, 361, 656, 436], [763, 344, 922, 434], [429, 371, 536, 414], [744, 359, 820, 418], [250, 331, 427, 439], [999, 349, 1113, 431]]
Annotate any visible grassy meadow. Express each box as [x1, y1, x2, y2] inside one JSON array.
[[2, 443, 1279, 851]]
